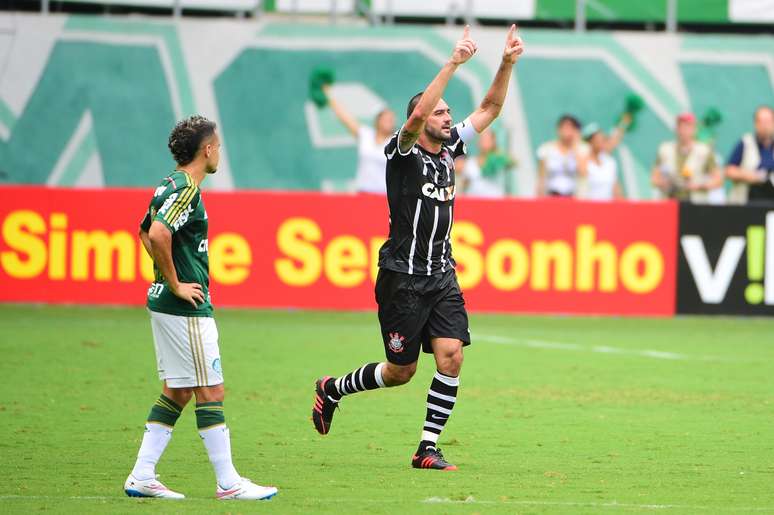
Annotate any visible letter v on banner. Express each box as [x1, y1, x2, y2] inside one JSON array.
[[680, 235, 745, 304], [677, 204, 774, 315]]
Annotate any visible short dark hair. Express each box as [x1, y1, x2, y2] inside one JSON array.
[[406, 92, 424, 120], [168, 115, 217, 166], [557, 114, 581, 130]]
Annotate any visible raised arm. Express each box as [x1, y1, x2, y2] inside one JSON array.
[[399, 26, 477, 153], [605, 113, 631, 153], [323, 84, 360, 137], [468, 25, 525, 133]]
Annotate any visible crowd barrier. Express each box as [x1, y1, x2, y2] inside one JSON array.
[[0, 186, 771, 316]]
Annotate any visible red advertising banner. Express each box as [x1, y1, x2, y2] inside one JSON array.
[[0, 187, 678, 315]]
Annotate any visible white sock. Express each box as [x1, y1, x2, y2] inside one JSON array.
[[199, 425, 241, 489], [421, 430, 439, 444], [131, 423, 173, 480]]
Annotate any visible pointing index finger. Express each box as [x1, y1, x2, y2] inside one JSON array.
[[462, 24, 470, 40]]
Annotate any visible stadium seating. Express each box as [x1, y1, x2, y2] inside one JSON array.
[[37, 0, 774, 24]]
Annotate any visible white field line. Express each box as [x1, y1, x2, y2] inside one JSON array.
[[0, 495, 116, 500], [3, 495, 772, 511], [423, 496, 774, 511], [476, 334, 721, 362]]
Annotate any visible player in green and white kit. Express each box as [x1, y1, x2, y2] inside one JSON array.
[[124, 115, 277, 501]]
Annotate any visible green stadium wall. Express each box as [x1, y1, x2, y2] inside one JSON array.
[[0, 14, 773, 198]]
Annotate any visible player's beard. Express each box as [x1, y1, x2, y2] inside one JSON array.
[[425, 124, 450, 143]]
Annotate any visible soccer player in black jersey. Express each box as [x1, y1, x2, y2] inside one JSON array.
[[312, 25, 524, 470]]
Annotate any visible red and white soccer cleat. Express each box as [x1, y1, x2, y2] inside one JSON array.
[[124, 474, 185, 499], [216, 477, 278, 500]]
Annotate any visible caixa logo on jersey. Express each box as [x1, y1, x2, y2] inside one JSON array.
[[422, 183, 456, 201], [677, 204, 774, 315]]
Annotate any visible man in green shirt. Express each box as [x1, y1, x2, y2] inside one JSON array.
[[124, 115, 277, 501]]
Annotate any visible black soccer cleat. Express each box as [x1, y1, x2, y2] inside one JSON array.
[[411, 447, 458, 471], [311, 376, 339, 435]]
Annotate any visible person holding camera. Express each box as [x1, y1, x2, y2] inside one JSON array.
[[651, 112, 722, 203], [726, 105, 774, 205]]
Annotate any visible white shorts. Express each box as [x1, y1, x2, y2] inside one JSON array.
[[148, 310, 224, 388]]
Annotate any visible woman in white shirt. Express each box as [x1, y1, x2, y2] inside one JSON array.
[[458, 129, 516, 198], [577, 119, 628, 201], [536, 114, 587, 197], [323, 85, 396, 194]]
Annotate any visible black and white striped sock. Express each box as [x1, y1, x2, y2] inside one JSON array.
[[325, 363, 386, 401], [420, 371, 459, 446]]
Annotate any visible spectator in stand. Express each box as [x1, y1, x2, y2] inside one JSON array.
[[576, 115, 630, 201], [456, 129, 516, 197], [726, 105, 774, 205], [536, 114, 587, 197], [651, 112, 722, 203], [323, 84, 396, 194]]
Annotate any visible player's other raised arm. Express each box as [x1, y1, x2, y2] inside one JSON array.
[[324, 84, 360, 137], [468, 25, 524, 133], [399, 26, 478, 153]]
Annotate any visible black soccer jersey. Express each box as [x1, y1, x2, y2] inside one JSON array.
[[378, 122, 469, 276]]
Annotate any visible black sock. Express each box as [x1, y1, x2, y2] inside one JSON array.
[[325, 363, 386, 401], [420, 371, 459, 448], [417, 440, 437, 454]]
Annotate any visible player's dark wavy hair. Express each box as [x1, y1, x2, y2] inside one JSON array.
[[168, 115, 217, 166], [406, 92, 424, 120]]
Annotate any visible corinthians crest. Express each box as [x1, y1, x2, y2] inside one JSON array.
[[388, 332, 405, 353]]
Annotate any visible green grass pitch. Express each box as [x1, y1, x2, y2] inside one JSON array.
[[2, 305, 773, 514]]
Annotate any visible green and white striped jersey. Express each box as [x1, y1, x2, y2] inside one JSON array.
[[140, 170, 212, 317]]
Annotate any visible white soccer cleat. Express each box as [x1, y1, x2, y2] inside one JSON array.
[[124, 474, 185, 499], [216, 477, 278, 500]]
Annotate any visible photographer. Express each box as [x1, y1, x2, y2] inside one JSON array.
[[651, 112, 722, 203], [726, 105, 774, 205]]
